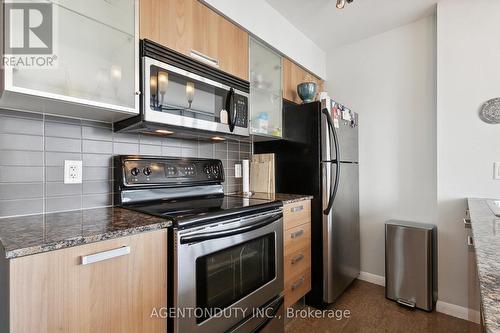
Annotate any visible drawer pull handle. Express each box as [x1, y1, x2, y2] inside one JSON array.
[[290, 205, 304, 213], [467, 236, 474, 247], [291, 230, 304, 239], [463, 218, 471, 229], [291, 277, 305, 290], [291, 253, 304, 265], [81, 246, 130, 265], [190, 50, 220, 68]]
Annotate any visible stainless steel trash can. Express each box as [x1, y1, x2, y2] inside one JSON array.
[[385, 220, 437, 311]]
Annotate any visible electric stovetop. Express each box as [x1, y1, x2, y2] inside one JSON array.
[[123, 194, 282, 229]]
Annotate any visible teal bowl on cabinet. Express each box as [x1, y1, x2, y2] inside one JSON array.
[[297, 82, 317, 103]]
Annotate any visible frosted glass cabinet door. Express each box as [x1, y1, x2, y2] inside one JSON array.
[[249, 38, 282, 138], [9, 0, 137, 112]]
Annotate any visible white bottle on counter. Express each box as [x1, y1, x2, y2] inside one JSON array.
[[242, 159, 250, 195]]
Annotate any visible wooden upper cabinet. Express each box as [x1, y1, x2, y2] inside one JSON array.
[[140, 0, 249, 81], [192, 2, 219, 64], [283, 58, 324, 104], [140, 0, 194, 55], [216, 14, 249, 81], [9, 230, 167, 333]]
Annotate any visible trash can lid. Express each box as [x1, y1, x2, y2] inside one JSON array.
[[385, 219, 436, 230]]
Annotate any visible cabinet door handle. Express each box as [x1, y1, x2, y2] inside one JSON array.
[[291, 229, 304, 239], [81, 246, 130, 265], [463, 218, 471, 229], [467, 236, 474, 247], [291, 277, 305, 290], [291, 253, 304, 265], [290, 205, 304, 213], [190, 50, 220, 68]]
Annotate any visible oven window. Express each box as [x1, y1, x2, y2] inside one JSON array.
[[149, 65, 225, 122], [195, 233, 276, 323]]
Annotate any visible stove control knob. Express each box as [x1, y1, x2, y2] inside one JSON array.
[[204, 165, 211, 175], [143, 167, 152, 176], [130, 167, 140, 176]]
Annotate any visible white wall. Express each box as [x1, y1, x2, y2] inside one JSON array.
[[202, 0, 327, 79], [326, 15, 438, 280], [437, 0, 500, 314]]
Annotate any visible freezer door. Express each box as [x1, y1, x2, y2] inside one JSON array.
[[336, 119, 359, 163], [322, 162, 360, 303], [320, 108, 358, 163]]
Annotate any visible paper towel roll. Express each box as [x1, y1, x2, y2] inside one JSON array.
[[242, 159, 250, 194]]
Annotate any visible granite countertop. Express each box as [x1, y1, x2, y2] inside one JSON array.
[[229, 192, 313, 204], [467, 198, 500, 332], [0, 207, 171, 259], [0, 193, 312, 259]]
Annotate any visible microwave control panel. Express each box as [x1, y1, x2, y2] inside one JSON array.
[[234, 95, 248, 128]]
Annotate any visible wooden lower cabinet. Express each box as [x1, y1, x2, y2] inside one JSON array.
[[283, 199, 312, 308], [284, 271, 312, 309], [8, 230, 167, 333], [283, 200, 311, 230]]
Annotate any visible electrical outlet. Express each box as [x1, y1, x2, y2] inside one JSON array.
[[235, 164, 242, 178], [64, 160, 82, 184], [494, 162, 500, 180]]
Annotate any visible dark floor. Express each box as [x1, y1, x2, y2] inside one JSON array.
[[285, 280, 480, 333]]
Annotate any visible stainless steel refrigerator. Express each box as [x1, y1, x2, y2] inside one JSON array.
[[254, 99, 360, 307]]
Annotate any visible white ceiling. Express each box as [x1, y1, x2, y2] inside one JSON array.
[[266, 0, 438, 52]]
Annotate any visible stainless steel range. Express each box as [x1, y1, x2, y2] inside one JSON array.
[[114, 155, 284, 333]]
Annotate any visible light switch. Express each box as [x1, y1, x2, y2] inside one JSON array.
[[494, 162, 500, 180], [235, 164, 242, 178]]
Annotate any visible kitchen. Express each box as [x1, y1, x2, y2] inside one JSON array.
[[0, 0, 498, 332]]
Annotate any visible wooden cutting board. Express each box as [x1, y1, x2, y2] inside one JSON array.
[[250, 154, 275, 194]]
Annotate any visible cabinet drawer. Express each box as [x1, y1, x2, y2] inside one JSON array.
[[284, 270, 311, 308], [284, 246, 311, 279], [283, 200, 311, 230], [284, 223, 311, 255]]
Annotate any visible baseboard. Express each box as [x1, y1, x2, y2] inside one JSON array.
[[356, 272, 480, 323], [436, 301, 480, 324], [357, 271, 385, 286]]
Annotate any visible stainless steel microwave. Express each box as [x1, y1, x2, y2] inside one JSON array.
[[114, 40, 250, 138]]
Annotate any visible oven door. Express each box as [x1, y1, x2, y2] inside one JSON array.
[[143, 56, 249, 136], [173, 209, 284, 333]]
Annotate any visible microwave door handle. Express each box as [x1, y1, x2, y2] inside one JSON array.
[[179, 213, 282, 244], [226, 87, 236, 132], [322, 109, 340, 215]]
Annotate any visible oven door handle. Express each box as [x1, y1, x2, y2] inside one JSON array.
[[180, 213, 282, 244]]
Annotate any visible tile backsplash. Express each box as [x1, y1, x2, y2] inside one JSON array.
[[0, 109, 251, 218]]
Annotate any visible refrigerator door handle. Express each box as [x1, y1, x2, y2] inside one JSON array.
[[322, 109, 341, 215]]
